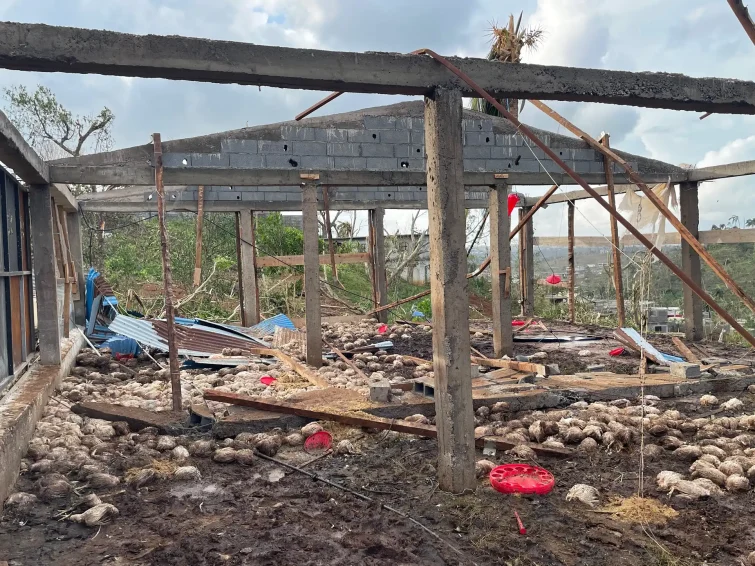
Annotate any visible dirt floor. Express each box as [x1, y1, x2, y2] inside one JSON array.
[[2, 319, 755, 565]]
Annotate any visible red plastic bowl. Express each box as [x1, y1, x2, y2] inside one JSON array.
[[511, 320, 526, 327], [260, 376, 277, 386], [489, 464, 555, 495], [304, 430, 333, 452]]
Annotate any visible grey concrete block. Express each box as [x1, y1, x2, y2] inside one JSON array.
[[241, 191, 266, 201], [328, 143, 360, 156], [314, 129, 329, 142], [325, 129, 349, 142], [369, 381, 392, 402], [411, 130, 425, 144], [221, 139, 258, 153], [541, 160, 573, 173], [395, 117, 413, 129], [363, 116, 396, 129], [265, 154, 301, 168], [463, 118, 493, 132], [259, 140, 290, 154], [464, 146, 491, 159], [464, 159, 487, 171], [411, 118, 424, 130], [394, 144, 411, 158], [365, 157, 397, 170], [280, 126, 316, 141], [573, 149, 595, 160], [670, 362, 701, 379], [574, 161, 592, 174], [398, 158, 425, 171], [590, 161, 607, 173], [491, 146, 515, 159], [380, 129, 410, 144], [409, 145, 425, 157], [230, 153, 264, 168], [334, 156, 367, 169], [263, 192, 288, 202], [465, 132, 494, 146], [348, 129, 381, 143], [361, 143, 394, 158], [511, 159, 540, 172], [163, 153, 190, 167], [485, 159, 512, 171], [299, 155, 333, 169], [217, 190, 243, 201], [191, 153, 229, 167], [293, 141, 327, 156]]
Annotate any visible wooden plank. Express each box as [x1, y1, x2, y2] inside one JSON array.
[[302, 183, 322, 367], [321, 186, 339, 283], [236, 209, 259, 326], [203, 389, 572, 458], [193, 185, 205, 287], [271, 348, 329, 388], [255, 252, 370, 268], [600, 134, 626, 326], [323, 338, 370, 382], [671, 337, 702, 364], [567, 201, 575, 324], [71, 402, 186, 434], [489, 183, 513, 357], [54, 206, 71, 338], [425, 87, 475, 492], [471, 356, 550, 376], [369, 208, 388, 324]]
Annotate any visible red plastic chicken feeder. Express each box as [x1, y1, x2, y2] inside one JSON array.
[[609, 347, 626, 357], [489, 464, 555, 495], [259, 376, 277, 386], [545, 274, 562, 285], [511, 320, 526, 327], [304, 430, 333, 452], [378, 324, 388, 334], [507, 193, 519, 216]]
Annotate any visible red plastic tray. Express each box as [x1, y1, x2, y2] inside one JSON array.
[[304, 430, 333, 452], [260, 376, 277, 386], [489, 464, 555, 495]]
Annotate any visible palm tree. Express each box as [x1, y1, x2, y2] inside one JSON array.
[[746, 218, 755, 228], [729, 215, 740, 229], [470, 12, 544, 120]]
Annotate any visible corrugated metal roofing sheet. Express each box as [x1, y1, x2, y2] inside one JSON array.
[[245, 313, 296, 338]]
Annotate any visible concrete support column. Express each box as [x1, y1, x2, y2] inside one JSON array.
[[424, 87, 475, 494], [680, 182, 703, 341], [65, 212, 86, 326], [235, 209, 259, 326], [29, 185, 61, 365], [302, 184, 322, 367], [369, 208, 388, 324], [518, 206, 535, 316], [489, 183, 513, 357]]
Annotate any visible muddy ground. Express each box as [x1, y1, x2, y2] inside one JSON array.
[[3, 388, 755, 566]]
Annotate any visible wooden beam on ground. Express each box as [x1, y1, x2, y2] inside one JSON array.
[[425, 87, 476, 493], [2, 22, 754, 113], [489, 183, 513, 357], [71, 402, 186, 433], [680, 182, 703, 341], [193, 185, 205, 287], [600, 134, 626, 326], [153, 134, 182, 412], [369, 208, 388, 324], [302, 183, 323, 367], [270, 349, 329, 388], [323, 339, 370, 382], [471, 356, 551, 376], [236, 209, 259, 326], [255, 252, 370, 268], [29, 184, 60, 364], [531, 99, 755, 323], [567, 201, 576, 324], [203, 390, 572, 458], [671, 337, 702, 364]]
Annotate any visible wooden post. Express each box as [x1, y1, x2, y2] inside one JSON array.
[[600, 134, 626, 326], [489, 183, 513, 357], [680, 182, 703, 341], [29, 185, 61, 365], [66, 211, 86, 326], [153, 133, 182, 411], [567, 201, 576, 324], [518, 206, 535, 316], [369, 208, 388, 324], [236, 209, 259, 326], [54, 206, 71, 338], [424, 87, 475, 493], [302, 183, 322, 367], [322, 186, 339, 283], [193, 185, 205, 287]]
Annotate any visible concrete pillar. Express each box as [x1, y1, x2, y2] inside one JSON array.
[[369, 208, 388, 324], [489, 183, 513, 357], [424, 87, 475, 493], [29, 185, 61, 365], [518, 206, 535, 316], [236, 210, 259, 327], [680, 182, 703, 341], [65, 212, 86, 326], [302, 184, 322, 367]]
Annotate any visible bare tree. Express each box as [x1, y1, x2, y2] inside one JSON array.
[[385, 211, 429, 285]]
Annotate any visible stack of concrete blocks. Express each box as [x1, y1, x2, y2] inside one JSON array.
[[160, 113, 636, 209]]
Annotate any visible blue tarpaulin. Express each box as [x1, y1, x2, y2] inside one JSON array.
[[100, 336, 141, 356]]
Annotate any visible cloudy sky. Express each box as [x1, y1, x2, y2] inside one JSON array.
[[0, 0, 753, 239]]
